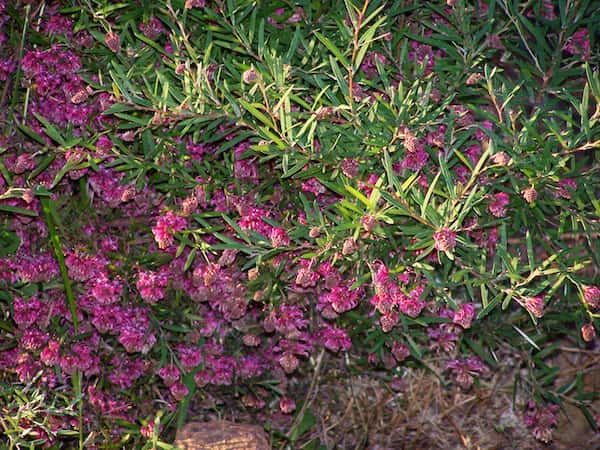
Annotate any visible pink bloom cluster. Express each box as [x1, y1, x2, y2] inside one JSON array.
[[136, 269, 169, 303], [371, 263, 426, 332], [488, 192, 509, 217], [152, 211, 188, 249], [564, 29, 591, 58]]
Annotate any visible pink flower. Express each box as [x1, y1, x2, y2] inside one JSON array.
[[270, 227, 290, 247], [453, 303, 476, 329], [279, 397, 296, 414], [136, 270, 168, 303], [158, 364, 181, 387], [301, 178, 326, 195], [139, 16, 164, 40], [119, 326, 156, 354], [177, 345, 202, 371], [273, 304, 308, 336], [279, 352, 299, 373], [320, 284, 361, 314], [380, 312, 399, 333], [140, 422, 159, 439], [91, 275, 123, 305], [169, 382, 189, 401], [433, 228, 457, 252], [20, 327, 48, 351], [12, 296, 43, 329], [564, 29, 590, 58], [583, 286, 600, 309], [556, 178, 577, 199], [398, 287, 426, 318], [341, 158, 359, 178], [40, 340, 60, 366], [524, 296, 544, 318]]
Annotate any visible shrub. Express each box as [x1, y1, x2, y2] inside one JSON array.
[[0, 0, 599, 448]]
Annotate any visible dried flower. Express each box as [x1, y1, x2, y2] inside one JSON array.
[[522, 186, 537, 203], [105, 31, 121, 53], [523, 401, 559, 443], [491, 151, 510, 165], [581, 323, 596, 342], [342, 238, 357, 255], [466, 73, 483, 85], [185, 0, 206, 8], [242, 67, 257, 84]]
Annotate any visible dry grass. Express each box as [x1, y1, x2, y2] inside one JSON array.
[[287, 350, 600, 449]]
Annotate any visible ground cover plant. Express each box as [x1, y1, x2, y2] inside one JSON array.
[[0, 0, 599, 448]]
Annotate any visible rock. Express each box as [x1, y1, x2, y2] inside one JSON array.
[[175, 420, 270, 450]]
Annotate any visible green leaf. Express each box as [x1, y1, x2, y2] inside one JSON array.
[[0, 229, 20, 257], [0, 204, 38, 217], [238, 99, 274, 128], [289, 408, 316, 442], [314, 31, 350, 68], [32, 113, 65, 145]]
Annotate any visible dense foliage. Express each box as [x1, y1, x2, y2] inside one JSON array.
[[0, 0, 599, 448]]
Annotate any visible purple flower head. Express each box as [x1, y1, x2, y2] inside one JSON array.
[[91, 274, 123, 306], [564, 29, 590, 58], [489, 192, 509, 217], [320, 325, 352, 352], [523, 401, 559, 443], [139, 17, 165, 40], [447, 356, 487, 389], [584, 286, 600, 309]]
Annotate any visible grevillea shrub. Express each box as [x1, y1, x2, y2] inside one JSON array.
[[0, 0, 599, 448]]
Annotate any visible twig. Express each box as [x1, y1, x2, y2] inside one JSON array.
[[284, 348, 326, 444]]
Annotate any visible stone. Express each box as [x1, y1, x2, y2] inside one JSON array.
[[174, 420, 270, 450]]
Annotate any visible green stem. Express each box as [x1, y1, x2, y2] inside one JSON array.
[[6, 5, 30, 134], [40, 197, 78, 332], [39, 196, 83, 449]]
